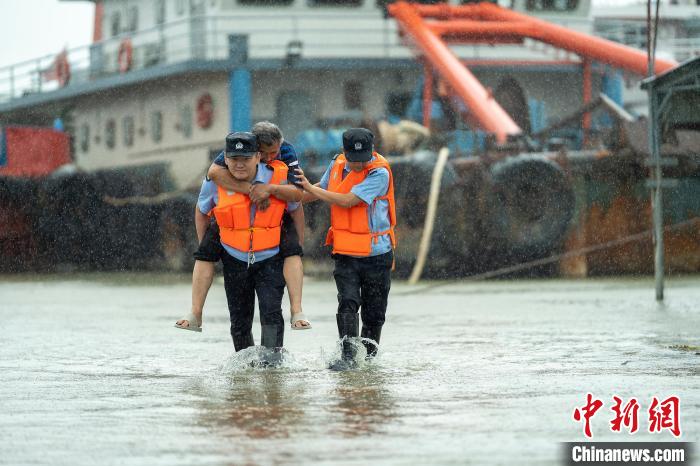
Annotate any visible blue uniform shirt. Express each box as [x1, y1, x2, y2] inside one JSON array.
[[214, 140, 301, 187], [198, 163, 299, 263], [319, 159, 392, 257]]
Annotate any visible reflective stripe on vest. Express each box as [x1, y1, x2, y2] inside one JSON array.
[[213, 162, 288, 253], [325, 152, 397, 257]]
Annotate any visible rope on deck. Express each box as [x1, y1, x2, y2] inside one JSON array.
[[408, 146, 450, 285], [399, 216, 700, 295]]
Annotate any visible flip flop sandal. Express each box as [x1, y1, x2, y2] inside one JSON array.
[[174, 312, 202, 332], [290, 312, 312, 330]]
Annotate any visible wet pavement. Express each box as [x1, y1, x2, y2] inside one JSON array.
[[1, 274, 698, 465]]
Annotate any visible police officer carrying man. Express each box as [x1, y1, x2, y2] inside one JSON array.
[[194, 131, 300, 358], [295, 128, 396, 368], [175, 122, 310, 333]]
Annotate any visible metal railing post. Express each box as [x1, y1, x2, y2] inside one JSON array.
[[9, 66, 14, 99], [36, 59, 42, 92]]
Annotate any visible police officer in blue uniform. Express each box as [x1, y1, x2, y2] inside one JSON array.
[[195, 132, 300, 356], [176, 122, 309, 333], [296, 128, 396, 368]]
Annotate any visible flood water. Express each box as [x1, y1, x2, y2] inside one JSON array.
[[1, 274, 698, 465]]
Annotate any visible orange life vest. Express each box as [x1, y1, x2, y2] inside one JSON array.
[[213, 161, 288, 253], [325, 152, 397, 257]]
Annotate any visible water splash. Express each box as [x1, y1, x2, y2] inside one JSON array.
[[217, 346, 303, 373], [324, 337, 381, 371]]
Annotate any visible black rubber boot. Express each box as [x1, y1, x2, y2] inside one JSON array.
[[361, 325, 382, 358], [337, 313, 359, 363], [260, 324, 284, 349], [232, 331, 254, 352], [254, 324, 285, 368]]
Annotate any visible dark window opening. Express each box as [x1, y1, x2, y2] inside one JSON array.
[[151, 111, 163, 143], [155, 0, 166, 24], [176, 0, 186, 15], [105, 119, 116, 149], [308, 0, 363, 7], [386, 92, 412, 118], [127, 6, 139, 32], [123, 116, 135, 147], [110, 12, 121, 37], [238, 0, 294, 5], [180, 105, 193, 138], [79, 124, 90, 153], [344, 81, 363, 110], [526, 0, 578, 11]]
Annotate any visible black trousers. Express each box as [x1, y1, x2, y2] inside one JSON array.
[[332, 251, 393, 329], [221, 253, 286, 351]]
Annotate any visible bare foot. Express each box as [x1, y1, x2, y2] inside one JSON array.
[[175, 312, 202, 329], [290, 311, 311, 329]]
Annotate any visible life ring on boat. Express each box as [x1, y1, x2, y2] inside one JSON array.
[[196, 93, 214, 129], [118, 39, 133, 73], [56, 52, 71, 87]]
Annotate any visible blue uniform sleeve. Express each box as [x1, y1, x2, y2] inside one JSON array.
[[286, 200, 299, 212], [197, 179, 218, 215], [213, 151, 226, 168], [318, 161, 335, 190], [279, 141, 302, 186], [350, 168, 389, 205]]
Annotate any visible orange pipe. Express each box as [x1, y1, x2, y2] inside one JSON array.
[[428, 21, 533, 42], [407, 2, 676, 75], [390, 3, 521, 142], [476, 2, 676, 76], [93, 1, 104, 43], [429, 21, 535, 36], [411, 3, 489, 20]]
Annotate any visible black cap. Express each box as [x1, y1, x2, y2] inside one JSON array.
[[225, 131, 258, 157], [343, 128, 374, 162]]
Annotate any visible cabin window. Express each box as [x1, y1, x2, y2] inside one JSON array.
[[155, 0, 166, 24], [344, 81, 363, 110], [151, 111, 163, 142], [190, 0, 205, 12], [238, 0, 294, 5], [180, 105, 193, 138], [105, 119, 116, 149], [386, 91, 412, 118], [176, 0, 186, 15], [110, 12, 121, 37], [308, 0, 362, 7], [79, 124, 90, 153], [127, 6, 139, 32], [526, 0, 578, 11], [122, 116, 135, 147]]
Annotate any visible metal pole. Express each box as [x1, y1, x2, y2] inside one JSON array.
[[9, 66, 14, 99], [582, 59, 592, 146], [37, 59, 42, 92], [647, 0, 664, 300], [651, 91, 664, 301]]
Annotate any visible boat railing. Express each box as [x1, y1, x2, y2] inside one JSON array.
[[0, 13, 406, 104], [595, 26, 700, 62], [0, 10, 598, 105]]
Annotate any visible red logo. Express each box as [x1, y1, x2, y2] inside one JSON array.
[[610, 396, 640, 434], [648, 396, 681, 437], [573, 393, 604, 438], [573, 394, 681, 438]]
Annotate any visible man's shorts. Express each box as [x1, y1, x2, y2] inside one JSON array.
[[193, 211, 303, 262]]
